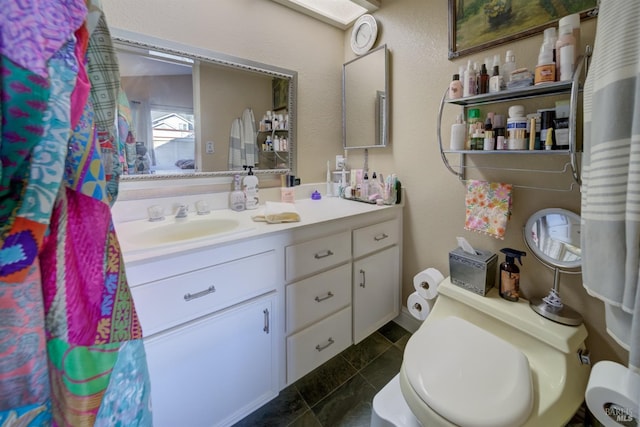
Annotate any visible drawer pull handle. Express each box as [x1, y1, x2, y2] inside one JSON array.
[[314, 292, 334, 303], [315, 338, 335, 352], [183, 285, 216, 302], [263, 309, 270, 334], [374, 233, 389, 241], [314, 250, 334, 259], [360, 269, 366, 288]]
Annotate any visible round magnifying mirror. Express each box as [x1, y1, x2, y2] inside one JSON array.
[[523, 208, 583, 326]]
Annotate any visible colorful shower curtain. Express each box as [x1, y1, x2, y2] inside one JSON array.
[[0, 1, 152, 425], [581, 0, 640, 374]]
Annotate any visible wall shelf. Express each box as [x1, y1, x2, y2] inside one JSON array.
[[437, 52, 590, 192]]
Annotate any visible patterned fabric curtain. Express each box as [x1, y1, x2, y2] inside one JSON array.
[[0, 1, 152, 425]]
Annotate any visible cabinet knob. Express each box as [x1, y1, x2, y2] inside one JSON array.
[[359, 269, 366, 288]]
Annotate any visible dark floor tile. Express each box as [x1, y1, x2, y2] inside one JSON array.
[[377, 321, 409, 343], [311, 374, 377, 427], [360, 345, 404, 391], [287, 410, 322, 427], [295, 354, 358, 408], [341, 332, 392, 370], [394, 333, 411, 352], [232, 385, 308, 427]]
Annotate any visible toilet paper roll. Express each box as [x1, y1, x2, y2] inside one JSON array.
[[413, 268, 444, 300], [408, 291, 432, 321], [585, 361, 640, 427]]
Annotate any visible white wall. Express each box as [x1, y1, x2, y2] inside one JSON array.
[[103, 0, 628, 365]]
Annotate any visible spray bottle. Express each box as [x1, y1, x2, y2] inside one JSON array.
[[499, 248, 526, 302]]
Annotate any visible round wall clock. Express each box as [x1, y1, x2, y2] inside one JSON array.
[[350, 14, 378, 55]]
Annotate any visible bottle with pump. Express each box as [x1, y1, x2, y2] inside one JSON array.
[[463, 60, 476, 97], [477, 63, 490, 94], [501, 50, 516, 86], [499, 248, 526, 302], [229, 174, 245, 212], [242, 166, 259, 210]]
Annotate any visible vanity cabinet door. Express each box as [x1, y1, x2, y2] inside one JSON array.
[[353, 246, 400, 343], [144, 293, 277, 427]]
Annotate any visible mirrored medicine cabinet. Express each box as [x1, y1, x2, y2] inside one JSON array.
[[343, 44, 389, 149], [111, 28, 298, 180]]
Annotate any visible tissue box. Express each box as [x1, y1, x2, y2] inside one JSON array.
[[448, 247, 498, 296]]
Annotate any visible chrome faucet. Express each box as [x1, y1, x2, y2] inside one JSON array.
[[175, 204, 189, 219]]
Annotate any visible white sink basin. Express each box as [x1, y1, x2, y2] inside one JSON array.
[[117, 214, 248, 249]]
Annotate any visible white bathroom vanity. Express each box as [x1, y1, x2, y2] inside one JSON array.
[[115, 196, 403, 427]]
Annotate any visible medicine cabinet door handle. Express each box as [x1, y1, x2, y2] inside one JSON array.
[[374, 233, 389, 241], [314, 250, 334, 259], [263, 309, 270, 334], [315, 291, 334, 303], [184, 285, 216, 302], [315, 337, 335, 352], [359, 269, 366, 288]]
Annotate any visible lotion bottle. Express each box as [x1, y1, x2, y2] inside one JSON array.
[[501, 50, 516, 86], [229, 174, 245, 211], [499, 248, 526, 302], [242, 166, 259, 210]]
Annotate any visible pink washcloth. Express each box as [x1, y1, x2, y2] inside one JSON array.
[[464, 180, 512, 240]]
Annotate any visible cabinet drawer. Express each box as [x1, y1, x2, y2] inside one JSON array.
[[131, 250, 276, 336], [286, 263, 351, 333], [285, 231, 350, 282], [286, 306, 352, 384], [353, 218, 400, 258]]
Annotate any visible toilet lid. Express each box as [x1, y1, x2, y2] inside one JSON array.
[[404, 316, 533, 427]]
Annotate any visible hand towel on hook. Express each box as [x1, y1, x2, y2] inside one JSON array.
[[464, 180, 512, 240]]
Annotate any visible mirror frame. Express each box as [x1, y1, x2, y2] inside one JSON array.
[[342, 44, 389, 150], [523, 208, 582, 271], [111, 28, 298, 180]]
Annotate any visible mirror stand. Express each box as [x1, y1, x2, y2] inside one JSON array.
[[529, 266, 583, 326], [523, 207, 584, 327]]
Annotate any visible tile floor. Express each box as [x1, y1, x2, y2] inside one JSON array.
[[233, 321, 410, 427]]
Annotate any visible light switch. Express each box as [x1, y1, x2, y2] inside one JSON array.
[[206, 141, 214, 153]]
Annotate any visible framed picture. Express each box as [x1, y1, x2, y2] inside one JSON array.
[[272, 78, 288, 111], [448, 0, 599, 59]]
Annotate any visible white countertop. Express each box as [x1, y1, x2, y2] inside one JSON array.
[[116, 197, 401, 264]]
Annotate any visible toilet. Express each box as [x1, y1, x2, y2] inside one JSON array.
[[372, 277, 591, 427]]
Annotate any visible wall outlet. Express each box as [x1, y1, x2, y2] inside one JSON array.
[[206, 141, 214, 154]]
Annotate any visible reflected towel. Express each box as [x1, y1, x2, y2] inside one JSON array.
[[464, 180, 512, 240], [242, 108, 257, 167], [228, 117, 243, 170], [252, 202, 300, 224]]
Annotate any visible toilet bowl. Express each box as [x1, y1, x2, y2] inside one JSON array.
[[396, 278, 591, 427]]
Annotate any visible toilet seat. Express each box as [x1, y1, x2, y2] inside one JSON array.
[[403, 316, 534, 427]]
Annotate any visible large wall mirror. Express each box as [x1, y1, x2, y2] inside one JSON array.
[[343, 44, 389, 149], [112, 28, 297, 180]]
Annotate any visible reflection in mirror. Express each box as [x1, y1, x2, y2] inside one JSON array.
[[111, 28, 297, 179], [523, 208, 583, 326], [343, 45, 388, 149]]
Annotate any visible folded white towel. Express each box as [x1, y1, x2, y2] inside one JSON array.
[[252, 201, 300, 224]]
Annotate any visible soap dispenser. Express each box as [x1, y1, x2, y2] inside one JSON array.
[[229, 174, 245, 212], [499, 248, 526, 302], [242, 166, 259, 210]]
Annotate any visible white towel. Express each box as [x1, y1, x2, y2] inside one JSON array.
[[241, 108, 257, 167], [251, 202, 300, 224], [228, 117, 244, 170], [581, 0, 640, 373]]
